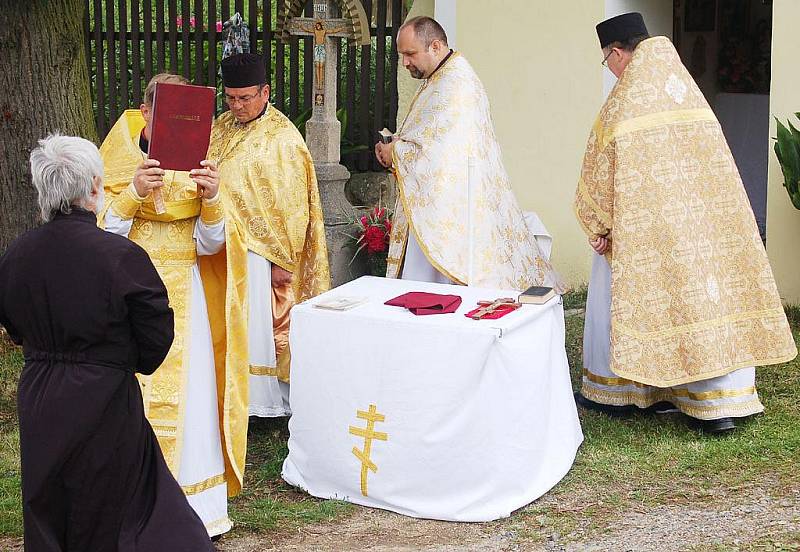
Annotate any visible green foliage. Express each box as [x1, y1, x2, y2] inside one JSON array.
[[773, 113, 800, 210], [0, 343, 22, 538]]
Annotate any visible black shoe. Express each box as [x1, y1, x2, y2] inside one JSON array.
[[699, 417, 736, 434], [574, 392, 634, 417], [645, 401, 679, 414]]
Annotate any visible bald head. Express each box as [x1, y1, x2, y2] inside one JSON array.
[[399, 16, 448, 48], [397, 17, 450, 79]]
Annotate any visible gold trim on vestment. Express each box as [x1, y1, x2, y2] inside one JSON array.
[[138, 197, 201, 222], [111, 185, 145, 220], [385, 178, 409, 279], [610, 353, 798, 389], [580, 384, 764, 420], [576, 178, 613, 230], [582, 368, 757, 401], [615, 308, 789, 340], [150, 423, 178, 437], [276, 346, 291, 383], [598, 108, 717, 150], [200, 195, 224, 226], [181, 473, 226, 496], [250, 364, 279, 377], [136, 247, 197, 265]]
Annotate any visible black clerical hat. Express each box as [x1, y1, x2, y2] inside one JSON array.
[[596, 12, 649, 48], [221, 52, 267, 88]]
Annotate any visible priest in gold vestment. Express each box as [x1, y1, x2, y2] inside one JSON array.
[[99, 74, 236, 536], [574, 13, 796, 432], [200, 53, 330, 420], [376, 17, 563, 292]]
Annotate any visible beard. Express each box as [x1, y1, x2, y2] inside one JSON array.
[[407, 65, 424, 79]]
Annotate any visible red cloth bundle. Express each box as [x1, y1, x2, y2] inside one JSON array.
[[385, 292, 462, 315], [464, 304, 519, 320]]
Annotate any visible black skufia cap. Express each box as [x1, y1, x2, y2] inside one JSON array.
[[221, 52, 267, 88], [596, 12, 649, 48]]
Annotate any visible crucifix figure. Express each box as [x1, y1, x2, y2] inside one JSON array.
[[469, 298, 522, 320], [281, 0, 369, 161], [282, 0, 369, 115], [298, 19, 351, 92]]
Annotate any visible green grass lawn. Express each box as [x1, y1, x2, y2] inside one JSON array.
[[1, 297, 799, 543]]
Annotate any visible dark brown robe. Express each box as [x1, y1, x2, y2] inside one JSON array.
[[0, 209, 214, 552]]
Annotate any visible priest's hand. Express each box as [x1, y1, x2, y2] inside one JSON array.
[[132, 159, 165, 198], [590, 236, 610, 255], [190, 160, 220, 200], [271, 264, 293, 288], [374, 138, 396, 168]]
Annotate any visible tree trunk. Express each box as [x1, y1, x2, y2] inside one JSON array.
[[0, 0, 97, 252]]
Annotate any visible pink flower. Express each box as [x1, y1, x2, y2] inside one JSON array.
[[189, 16, 196, 29], [216, 20, 223, 33], [176, 15, 183, 28], [360, 215, 368, 227]]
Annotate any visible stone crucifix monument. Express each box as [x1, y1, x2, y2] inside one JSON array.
[[276, 0, 371, 286]]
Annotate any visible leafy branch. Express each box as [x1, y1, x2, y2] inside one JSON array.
[[773, 113, 800, 210]]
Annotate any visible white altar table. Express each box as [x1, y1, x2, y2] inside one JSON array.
[[281, 276, 583, 522]]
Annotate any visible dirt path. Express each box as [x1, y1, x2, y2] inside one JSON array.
[[216, 485, 800, 551], [1, 483, 796, 551]]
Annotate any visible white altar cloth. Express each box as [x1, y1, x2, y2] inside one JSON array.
[[282, 276, 583, 522]]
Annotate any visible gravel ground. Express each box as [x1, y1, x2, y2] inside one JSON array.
[[212, 484, 800, 551]]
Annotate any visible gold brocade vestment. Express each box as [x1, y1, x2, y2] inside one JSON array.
[[97, 110, 244, 498], [387, 52, 564, 292], [574, 37, 796, 387], [199, 105, 329, 474]]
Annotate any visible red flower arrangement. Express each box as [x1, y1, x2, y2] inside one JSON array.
[[349, 206, 393, 276]]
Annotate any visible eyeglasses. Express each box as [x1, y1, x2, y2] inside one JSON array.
[[224, 91, 262, 106], [601, 49, 614, 67]]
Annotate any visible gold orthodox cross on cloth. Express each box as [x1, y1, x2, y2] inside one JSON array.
[[469, 298, 521, 320], [348, 404, 388, 497]]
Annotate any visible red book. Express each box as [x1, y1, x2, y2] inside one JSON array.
[[148, 82, 215, 172]]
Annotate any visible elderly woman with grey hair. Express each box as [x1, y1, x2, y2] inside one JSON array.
[[0, 135, 213, 551]]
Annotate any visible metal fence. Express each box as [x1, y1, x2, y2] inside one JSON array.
[[85, 0, 403, 171]]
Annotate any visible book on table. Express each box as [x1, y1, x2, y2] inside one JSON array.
[[518, 286, 556, 305], [313, 296, 369, 311]]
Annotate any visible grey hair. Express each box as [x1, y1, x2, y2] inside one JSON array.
[[30, 134, 104, 222]]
